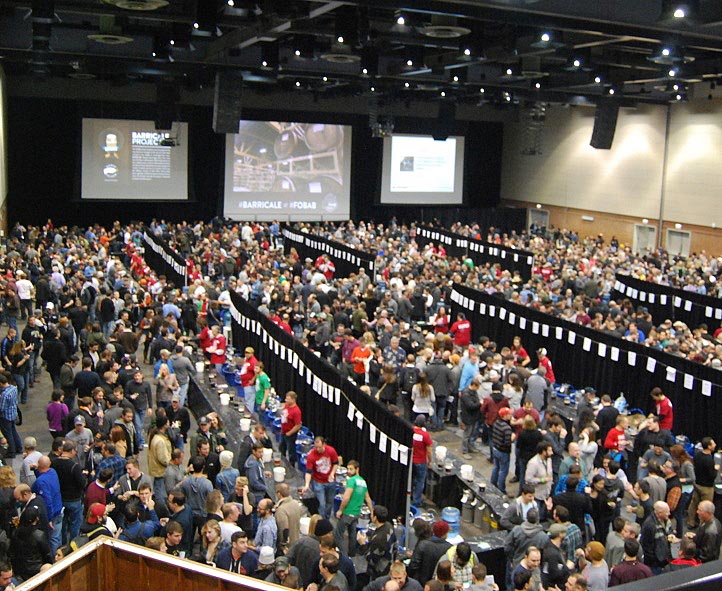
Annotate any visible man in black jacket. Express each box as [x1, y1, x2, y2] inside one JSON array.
[[540, 524, 570, 590], [459, 376, 482, 458], [549, 476, 593, 533], [408, 520, 451, 586], [687, 500, 722, 563], [54, 441, 86, 544], [424, 354, 453, 431], [41, 330, 67, 389]]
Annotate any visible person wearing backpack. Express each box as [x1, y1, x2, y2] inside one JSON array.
[[398, 354, 420, 421]]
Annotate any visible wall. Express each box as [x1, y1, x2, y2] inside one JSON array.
[[501, 99, 722, 254], [501, 202, 722, 256], [0, 67, 7, 234]]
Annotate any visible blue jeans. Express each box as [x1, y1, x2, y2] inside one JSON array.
[[62, 499, 83, 544], [311, 479, 336, 519], [243, 385, 256, 413], [491, 449, 510, 494], [49, 513, 63, 555], [178, 382, 189, 407], [133, 410, 146, 448], [434, 399, 446, 429], [281, 433, 298, 467], [13, 373, 28, 404], [0, 417, 22, 455], [153, 477, 167, 502], [412, 462, 428, 507], [334, 513, 360, 556]]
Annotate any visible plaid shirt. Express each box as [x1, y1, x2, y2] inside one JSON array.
[[98, 454, 127, 487], [0, 385, 18, 421], [562, 523, 584, 563]]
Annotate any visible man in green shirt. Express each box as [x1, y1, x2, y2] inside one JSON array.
[[334, 460, 373, 557], [254, 362, 272, 412]]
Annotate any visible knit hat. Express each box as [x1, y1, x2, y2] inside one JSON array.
[[432, 520, 450, 538], [586, 541, 605, 562], [314, 518, 333, 537]]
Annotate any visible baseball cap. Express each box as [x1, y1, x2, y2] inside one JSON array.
[[87, 504, 106, 524], [245, 347, 255, 354], [499, 408, 513, 419], [549, 523, 568, 538], [171, 394, 181, 402], [274, 556, 291, 571], [537, 348, 547, 356], [74, 415, 86, 425], [198, 416, 210, 425]]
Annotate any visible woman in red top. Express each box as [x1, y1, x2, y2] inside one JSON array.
[[431, 306, 450, 334], [510, 336, 530, 367]]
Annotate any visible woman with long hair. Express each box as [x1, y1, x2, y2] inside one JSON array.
[[9, 506, 52, 581], [670, 443, 695, 537], [109, 424, 128, 458], [199, 519, 229, 565], [376, 364, 399, 406], [411, 373, 436, 421], [510, 336, 530, 367], [515, 415, 543, 488], [589, 474, 615, 543], [9, 340, 31, 405], [155, 364, 179, 410]]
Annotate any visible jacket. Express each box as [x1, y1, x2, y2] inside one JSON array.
[[408, 536, 451, 585], [481, 391, 509, 426], [492, 418, 513, 454], [460, 387, 481, 425], [504, 521, 549, 567], [525, 455, 553, 500], [147, 431, 172, 478], [424, 359, 453, 399]]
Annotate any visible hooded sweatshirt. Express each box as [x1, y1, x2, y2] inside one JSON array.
[[180, 475, 213, 518], [504, 521, 549, 567], [481, 391, 509, 426]]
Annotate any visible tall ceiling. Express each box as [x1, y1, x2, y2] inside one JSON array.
[[3, 0, 722, 107]]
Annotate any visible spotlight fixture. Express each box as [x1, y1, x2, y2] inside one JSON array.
[[464, 48, 471, 56], [541, 33, 550, 42], [594, 76, 602, 84], [397, 15, 405, 25], [530, 31, 564, 49], [535, 82, 541, 89], [658, 1, 699, 23]]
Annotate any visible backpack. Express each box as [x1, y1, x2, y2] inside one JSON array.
[[400, 366, 420, 393], [80, 285, 96, 306], [70, 526, 107, 551]]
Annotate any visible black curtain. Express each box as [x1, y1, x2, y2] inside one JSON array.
[[613, 273, 722, 332], [229, 292, 412, 518], [141, 231, 187, 288], [282, 226, 376, 279], [450, 283, 722, 443], [415, 226, 534, 281]]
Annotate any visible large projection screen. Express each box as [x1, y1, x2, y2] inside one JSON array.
[[223, 121, 352, 221], [380, 134, 465, 205], [81, 118, 189, 201]]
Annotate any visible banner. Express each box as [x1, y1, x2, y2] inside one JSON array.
[[142, 231, 188, 287]]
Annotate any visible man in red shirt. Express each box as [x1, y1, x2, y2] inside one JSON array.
[[237, 346, 257, 413], [604, 416, 632, 465], [411, 415, 433, 507], [302, 436, 339, 519], [280, 391, 302, 469], [206, 325, 227, 374], [650, 387, 674, 432], [449, 312, 472, 347], [536, 348, 556, 384]]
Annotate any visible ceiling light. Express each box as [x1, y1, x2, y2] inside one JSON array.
[[480, 87, 485, 93], [662, 48, 671, 56], [407, 59, 413, 66], [337, 36, 344, 43], [169, 39, 175, 45], [295, 80, 300, 87], [362, 68, 368, 75], [674, 7, 685, 17], [676, 94, 683, 100], [594, 76, 602, 84], [608, 88, 615, 95], [453, 75, 458, 82], [193, 22, 199, 29], [535, 82, 541, 89], [573, 59, 581, 68], [541, 33, 550, 42], [262, 60, 267, 67], [404, 82, 409, 88], [322, 76, 328, 82], [294, 49, 301, 57], [506, 68, 513, 75], [440, 91, 446, 97], [464, 48, 471, 56], [152, 51, 156, 57], [397, 15, 405, 25], [673, 84, 679, 90], [227, 0, 234, 5], [370, 86, 375, 92], [669, 69, 676, 77]]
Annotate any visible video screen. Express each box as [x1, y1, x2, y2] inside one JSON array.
[[81, 118, 188, 200], [223, 120, 352, 221]]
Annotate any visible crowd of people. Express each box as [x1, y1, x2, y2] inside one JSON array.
[[0, 217, 716, 591]]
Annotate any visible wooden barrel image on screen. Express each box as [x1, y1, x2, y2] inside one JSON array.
[[274, 131, 298, 159], [307, 175, 342, 212], [304, 124, 342, 152], [271, 176, 297, 192]]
